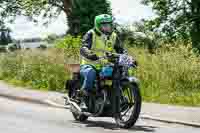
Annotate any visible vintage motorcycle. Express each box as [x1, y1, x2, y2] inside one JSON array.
[[65, 52, 141, 128]]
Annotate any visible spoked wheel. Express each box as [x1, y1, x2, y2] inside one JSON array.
[[115, 83, 142, 129]]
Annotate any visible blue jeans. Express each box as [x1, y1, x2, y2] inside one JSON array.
[[80, 65, 96, 91]]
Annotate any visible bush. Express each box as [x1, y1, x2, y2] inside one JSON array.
[[54, 35, 81, 48], [54, 35, 81, 64]]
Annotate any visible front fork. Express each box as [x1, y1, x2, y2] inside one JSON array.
[[111, 79, 121, 117]]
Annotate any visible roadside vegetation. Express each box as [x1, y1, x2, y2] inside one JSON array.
[[1, 0, 200, 106], [0, 35, 200, 106], [128, 44, 200, 106], [0, 48, 69, 92]]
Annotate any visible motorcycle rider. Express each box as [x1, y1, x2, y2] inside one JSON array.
[[80, 14, 128, 111]]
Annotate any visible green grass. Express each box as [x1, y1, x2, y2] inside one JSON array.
[[0, 48, 72, 92], [0, 44, 200, 106], [128, 45, 200, 106]]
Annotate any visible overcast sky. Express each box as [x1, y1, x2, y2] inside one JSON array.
[[7, 0, 155, 39]]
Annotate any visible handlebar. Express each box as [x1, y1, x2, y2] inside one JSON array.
[[99, 52, 120, 61], [86, 52, 137, 68]]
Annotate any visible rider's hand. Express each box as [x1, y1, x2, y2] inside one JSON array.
[[133, 60, 138, 67]]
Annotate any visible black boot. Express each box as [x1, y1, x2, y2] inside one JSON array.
[[80, 89, 89, 112]]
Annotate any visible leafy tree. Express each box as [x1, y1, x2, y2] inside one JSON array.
[[191, 0, 200, 50], [141, 0, 200, 50], [0, 0, 21, 27], [0, 27, 12, 45], [114, 22, 157, 54], [18, 0, 112, 35], [0, 0, 111, 35], [68, 0, 112, 35]]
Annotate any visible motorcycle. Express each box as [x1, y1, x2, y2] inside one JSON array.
[[65, 52, 142, 129]]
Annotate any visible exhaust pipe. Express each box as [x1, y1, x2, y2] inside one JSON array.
[[69, 100, 82, 114], [69, 100, 92, 117]]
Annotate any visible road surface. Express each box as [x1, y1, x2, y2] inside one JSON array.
[[0, 97, 200, 133]]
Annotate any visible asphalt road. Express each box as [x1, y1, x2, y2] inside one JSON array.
[[0, 97, 200, 133]]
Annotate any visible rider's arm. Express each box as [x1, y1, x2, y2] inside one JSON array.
[[114, 36, 138, 66], [80, 30, 98, 60]]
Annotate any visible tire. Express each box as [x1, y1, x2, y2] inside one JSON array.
[[115, 83, 142, 128], [72, 112, 88, 122]]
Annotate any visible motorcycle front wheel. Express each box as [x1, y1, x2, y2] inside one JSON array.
[[115, 83, 142, 129]]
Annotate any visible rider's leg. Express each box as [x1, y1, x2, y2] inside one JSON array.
[[80, 65, 96, 92], [80, 65, 96, 111]]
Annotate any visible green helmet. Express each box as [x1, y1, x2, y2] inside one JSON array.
[[95, 14, 113, 34]]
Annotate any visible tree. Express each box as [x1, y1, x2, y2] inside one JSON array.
[[18, 0, 112, 35], [68, 0, 112, 35], [114, 22, 157, 54], [0, 0, 21, 27], [141, 0, 200, 50], [191, 0, 200, 51], [0, 28, 12, 45]]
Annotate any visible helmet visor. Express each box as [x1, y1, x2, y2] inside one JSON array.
[[100, 23, 112, 34]]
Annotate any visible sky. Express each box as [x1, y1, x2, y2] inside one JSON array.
[[7, 0, 155, 39], [110, 0, 154, 23]]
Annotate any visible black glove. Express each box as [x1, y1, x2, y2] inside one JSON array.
[[133, 60, 138, 67], [88, 53, 99, 61]]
